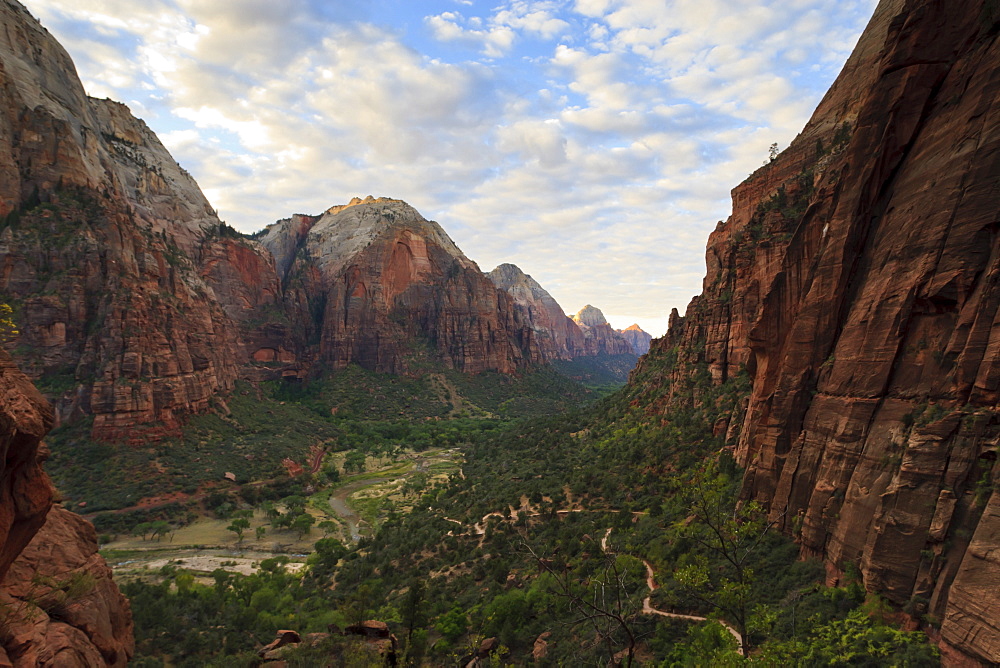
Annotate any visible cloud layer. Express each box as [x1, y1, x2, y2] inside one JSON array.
[[30, 0, 877, 335]]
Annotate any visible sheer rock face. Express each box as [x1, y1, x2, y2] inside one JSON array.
[[632, 0, 1000, 663], [487, 263, 589, 360], [260, 198, 541, 375], [0, 0, 545, 440], [572, 305, 635, 356], [617, 324, 652, 356], [0, 350, 132, 665]]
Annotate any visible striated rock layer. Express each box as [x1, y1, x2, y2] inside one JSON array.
[[0, 349, 132, 665], [634, 0, 1000, 663]]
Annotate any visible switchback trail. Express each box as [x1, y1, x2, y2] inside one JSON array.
[[445, 508, 746, 656], [603, 527, 745, 656]]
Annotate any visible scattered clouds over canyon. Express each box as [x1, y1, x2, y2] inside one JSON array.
[[32, 0, 876, 334]]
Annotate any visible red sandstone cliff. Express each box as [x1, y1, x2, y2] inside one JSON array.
[[0, 350, 132, 665], [634, 0, 1000, 663]]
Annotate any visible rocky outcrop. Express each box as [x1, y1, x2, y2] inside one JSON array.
[[488, 263, 588, 359], [260, 197, 541, 375], [572, 305, 635, 357], [0, 350, 132, 665], [633, 0, 1000, 663], [1, 507, 134, 666], [0, 350, 52, 583], [617, 324, 652, 356]]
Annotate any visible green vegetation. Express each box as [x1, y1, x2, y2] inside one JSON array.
[[47, 361, 590, 513], [121, 341, 939, 665], [550, 352, 640, 393]]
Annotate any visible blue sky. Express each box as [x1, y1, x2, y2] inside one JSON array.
[[29, 0, 878, 335]]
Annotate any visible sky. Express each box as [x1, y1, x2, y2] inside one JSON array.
[[29, 0, 878, 336]]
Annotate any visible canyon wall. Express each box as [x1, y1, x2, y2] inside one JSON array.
[[0, 0, 276, 440], [260, 197, 542, 375], [636, 0, 1000, 663]]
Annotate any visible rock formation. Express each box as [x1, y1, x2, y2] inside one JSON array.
[[487, 263, 588, 359], [0, 349, 132, 665], [634, 0, 1000, 663], [0, 0, 282, 440], [617, 324, 652, 356], [571, 305, 635, 357], [488, 265, 645, 364]]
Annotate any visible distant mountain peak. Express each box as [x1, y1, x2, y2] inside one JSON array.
[[616, 323, 652, 355], [488, 263, 552, 305], [573, 305, 608, 328]]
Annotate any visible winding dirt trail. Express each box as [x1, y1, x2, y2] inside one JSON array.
[[602, 527, 745, 656], [439, 507, 747, 656]]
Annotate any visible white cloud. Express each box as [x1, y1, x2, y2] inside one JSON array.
[[29, 0, 879, 325], [426, 12, 517, 57]]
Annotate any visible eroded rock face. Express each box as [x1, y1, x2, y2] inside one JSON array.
[[0, 350, 52, 583], [635, 0, 1000, 663], [0, 1, 286, 440], [0, 349, 131, 665], [488, 263, 589, 360], [1, 507, 134, 666]]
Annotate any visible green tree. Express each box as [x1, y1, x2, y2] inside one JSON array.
[[435, 606, 468, 644], [401, 578, 427, 649], [149, 520, 171, 541], [754, 608, 940, 666], [227, 517, 251, 544], [255, 525, 267, 541], [343, 451, 366, 474], [261, 500, 280, 520], [291, 513, 315, 538], [671, 457, 780, 652]]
